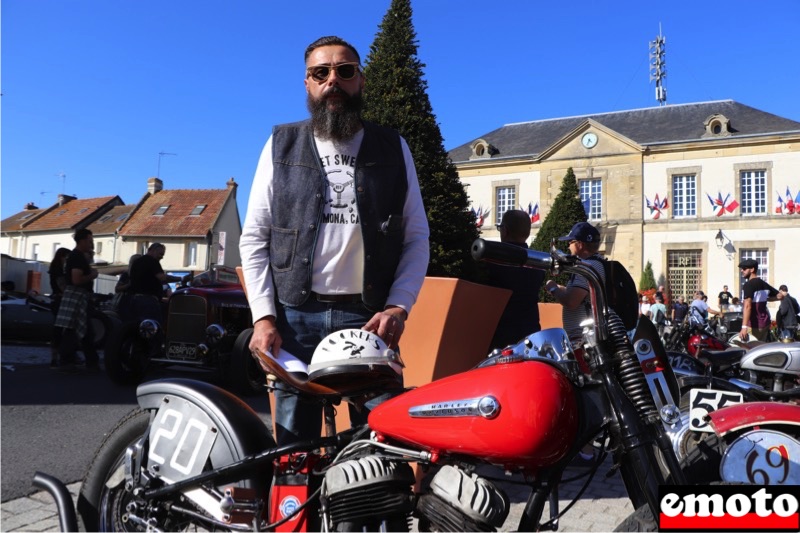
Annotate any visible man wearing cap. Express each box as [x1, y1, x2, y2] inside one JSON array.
[[485, 209, 545, 348], [738, 258, 780, 341], [544, 222, 606, 344]]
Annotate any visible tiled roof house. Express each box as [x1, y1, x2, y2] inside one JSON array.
[[1, 195, 123, 263], [2, 176, 242, 276], [115, 177, 242, 272]]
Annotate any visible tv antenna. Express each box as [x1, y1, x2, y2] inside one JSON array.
[[55, 171, 67, 193], [649, 24, 667, 106], [157, 151, 177, 178]]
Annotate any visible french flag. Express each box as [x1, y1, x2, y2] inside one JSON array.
[[527, 202, 540, 223]]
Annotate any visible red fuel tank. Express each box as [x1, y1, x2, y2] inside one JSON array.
[[369, 360, 578, 468]]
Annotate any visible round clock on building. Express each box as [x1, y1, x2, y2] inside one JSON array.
[[581, 132, 598, 149]]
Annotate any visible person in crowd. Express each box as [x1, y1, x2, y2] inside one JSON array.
[[688, 290, 720, 326], [738, 258, 781, 342], [47, 247, 71, 368], [729, 297, 743, 312], [54, 229, 99, 372], [485, 209, 544, 349], [718, 285, 733, 312], [639, 294, 651, 319], [112, 253, 142, 321], [649, 294, 667, 325], [671, 295, 689, 323], [239, 35, 430, 445], [776, 284, 799, 341], [129, 243, 180, 321], [655, 285, 666, 304]]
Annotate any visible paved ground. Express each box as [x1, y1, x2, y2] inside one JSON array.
[[1, 344, 635, 531]]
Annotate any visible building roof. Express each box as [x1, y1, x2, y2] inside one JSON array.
[[2, 196, 123, 233], [448, 100, 800, 163], [86, 204, 137, 236], [1, 207, 47, 232], [119, 187, 235, 238]]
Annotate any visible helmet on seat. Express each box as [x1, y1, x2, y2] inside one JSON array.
[[307, 329, 404, 391]]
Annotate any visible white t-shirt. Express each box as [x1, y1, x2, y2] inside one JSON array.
[[240, 127, 430, 322]]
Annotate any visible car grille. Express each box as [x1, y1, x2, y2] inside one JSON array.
[[167, 295, 207, 344]]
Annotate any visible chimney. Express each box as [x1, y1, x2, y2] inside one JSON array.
[[147, 177, 163, 194], [24, 202, 39, 210], [57, 194, 76, 206]]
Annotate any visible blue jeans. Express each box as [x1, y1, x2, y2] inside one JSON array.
[[273, 299, 400, 445]]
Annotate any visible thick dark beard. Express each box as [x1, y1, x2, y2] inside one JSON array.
[[307, 87, 363, 142]]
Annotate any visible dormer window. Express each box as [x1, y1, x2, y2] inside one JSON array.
[[702, 114, 732, 138], [190, 204, 207, 216], [153, 205, 170, 215], [469, 138, 497, 160]]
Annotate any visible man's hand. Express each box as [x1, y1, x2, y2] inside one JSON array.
[[739, 327, 749, 342], [249, 316, 282, 373], [364, 307, 406, 349]]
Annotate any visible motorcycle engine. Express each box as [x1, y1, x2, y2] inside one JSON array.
[[417, 465, 510, 532], [322, 455, 416, 531]]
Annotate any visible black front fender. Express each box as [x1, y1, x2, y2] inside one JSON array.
[[137, 378, 275, 473]]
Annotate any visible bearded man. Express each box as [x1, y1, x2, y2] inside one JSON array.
[[240, 35, 430, 445]]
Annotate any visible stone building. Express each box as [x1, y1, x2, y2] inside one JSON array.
[[449, 100, 800, 301]]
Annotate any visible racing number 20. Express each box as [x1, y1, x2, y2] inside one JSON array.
[[149, 408, 211, 476]]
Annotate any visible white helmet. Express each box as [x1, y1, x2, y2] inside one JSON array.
[[308, 329, 404, 390]]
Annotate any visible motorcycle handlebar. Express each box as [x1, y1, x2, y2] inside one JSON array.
[[470, 239, 555, 271]]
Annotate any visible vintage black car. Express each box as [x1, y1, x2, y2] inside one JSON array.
[[104, 265, 265, 395]]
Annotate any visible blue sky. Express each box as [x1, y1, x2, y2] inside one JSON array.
[[3, 0, 798, 220]]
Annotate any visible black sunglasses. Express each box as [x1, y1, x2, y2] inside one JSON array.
[[306, 62, 360, 83]]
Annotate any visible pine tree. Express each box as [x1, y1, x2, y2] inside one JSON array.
[[362, 0, 479, 280], [639, 261, 657, 292], [530, 168, 588, 302]]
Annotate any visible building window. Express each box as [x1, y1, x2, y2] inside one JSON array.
[[740, 170, 766, 215], [580, 179, 602, 220], [495, 186, 516, 225], [667, 250, 703, 300], [185, 242, 198, 267], [190, 204, 207, 216], [96, 242, 103, 256], [116, 213, 129, 222], [99, 214, 113, 223], [738, 249, 769, 296], [31, 243, 40, 261], [153, 205, 170, 216], [672, 175, 697, 218]]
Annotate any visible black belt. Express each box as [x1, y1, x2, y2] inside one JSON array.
[[311, 292, 362, 304]]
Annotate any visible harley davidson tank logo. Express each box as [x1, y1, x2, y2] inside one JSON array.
[[409, 396, 500, 419]]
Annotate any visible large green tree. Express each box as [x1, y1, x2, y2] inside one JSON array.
[[530, 167, 588, 302], [362, 0, 479, 280]]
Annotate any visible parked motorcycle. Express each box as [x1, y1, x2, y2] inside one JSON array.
[[35, 239, 700, 531]]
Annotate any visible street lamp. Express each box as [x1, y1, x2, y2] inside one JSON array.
[[715, 230, 725, 249]]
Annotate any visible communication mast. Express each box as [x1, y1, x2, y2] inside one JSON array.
[[649, 25, 667, 106]]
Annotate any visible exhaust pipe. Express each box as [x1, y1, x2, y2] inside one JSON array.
[[32, 472, 79, 532]]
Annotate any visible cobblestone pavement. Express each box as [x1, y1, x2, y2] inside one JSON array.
[[1, 344, 635, 531]]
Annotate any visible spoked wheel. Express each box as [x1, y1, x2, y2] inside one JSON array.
[[78, 406, 273, 531]]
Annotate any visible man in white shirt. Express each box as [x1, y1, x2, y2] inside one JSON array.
[[240, 36, 429, 444]]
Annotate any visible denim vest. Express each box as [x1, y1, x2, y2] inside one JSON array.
[[270, 120, 407, 311]]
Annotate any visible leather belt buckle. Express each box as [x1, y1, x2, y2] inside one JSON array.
[[312, 292, 362, 304]]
